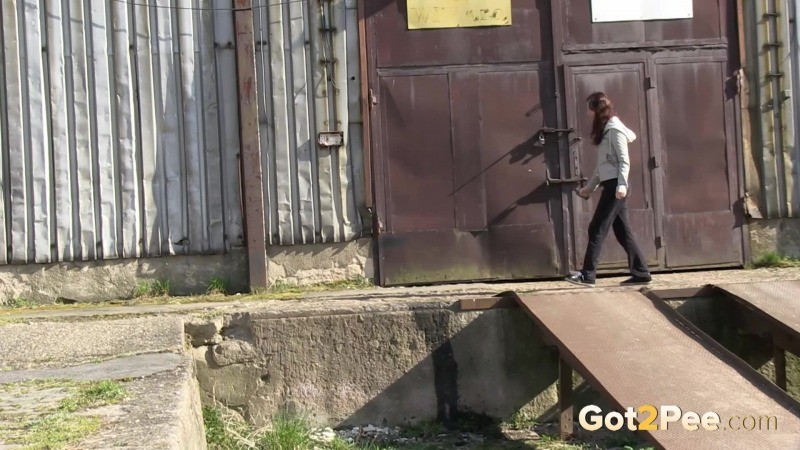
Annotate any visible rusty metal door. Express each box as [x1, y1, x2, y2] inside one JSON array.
[[365, 1, 567, 285], [653, 55, 744, 267], [564, 61, 662, 271], [558, 0, 745, 273]]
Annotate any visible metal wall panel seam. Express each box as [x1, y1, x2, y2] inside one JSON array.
[[46, 0, 74, 262], [332, 0, 358, 241], [112, 0, 141, 258], [215, 0, 243, 249], [41, 0, 58, 263], [171, 0, 190, 255], [155, 0, 183, 256], [133, 2, 162, 256], [289, 0, 315, 244], [63, 0, 82, 260], [22, 0, 51, 263], [756, 0, 782, 217], [87, 0, 118, 260], [271, 0, 295, 244], [311, 0, 335, 243], [105, 0, 125, 260], [0, 0, 7, 264], [14, 0, 31, 263], [344, 1, 365, 239], [254, 0, 277, 244], [200, 0, 225, 253], [778, 0, 798, 216], [71, 0, 96, 260], [177, 0, 205, 254]]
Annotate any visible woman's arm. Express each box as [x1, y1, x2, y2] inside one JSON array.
[[611, 129, 631, 191]]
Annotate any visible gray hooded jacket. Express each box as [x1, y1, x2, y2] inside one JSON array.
[[586, 116, 637, 192]]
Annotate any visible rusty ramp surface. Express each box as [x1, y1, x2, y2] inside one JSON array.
[[515, 290, 800, 450], [716, 281, 800, 341]]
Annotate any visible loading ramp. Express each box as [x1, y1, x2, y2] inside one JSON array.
[[716, 280, 800, 393], [512, 289, 800, 450]]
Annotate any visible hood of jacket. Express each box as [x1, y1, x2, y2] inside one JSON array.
[[605, 116, 637, 143]]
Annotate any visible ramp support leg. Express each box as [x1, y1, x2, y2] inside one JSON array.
[[559, 356, 574, 439], [775, 345, 787, 391]]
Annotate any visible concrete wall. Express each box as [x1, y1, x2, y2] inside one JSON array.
[[0, 238, 373, 305], [267, 238, 374, 286], [187, 296, 800, 429], [188, 305, 609, 428]]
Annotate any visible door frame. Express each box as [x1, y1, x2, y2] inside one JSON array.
[[561, 56, 666, 271]]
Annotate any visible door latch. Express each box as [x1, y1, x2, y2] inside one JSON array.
[[536, 127, 575, 145], [545, 167, 587, 186]]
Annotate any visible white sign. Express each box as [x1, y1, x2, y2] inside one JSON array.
[[591, 0, 693, 23]]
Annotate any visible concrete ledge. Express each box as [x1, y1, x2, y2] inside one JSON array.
[[0, 317, 185, 370], [76, 357, 207, 450], [0, 355, 206, 450]]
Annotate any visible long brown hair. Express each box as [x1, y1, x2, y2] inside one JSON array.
[[587, 92, 615, 146]]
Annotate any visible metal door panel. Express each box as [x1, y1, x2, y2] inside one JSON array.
[[563, 0, 726, 47], [565, 63, 660, 270], [655, 58, 743, 267], [380, 75, 454, 234], [366, 0, 550, 68], [376, 67, 562, 285]]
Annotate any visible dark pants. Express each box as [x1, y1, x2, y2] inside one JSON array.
[[581, 179, 650, 282]]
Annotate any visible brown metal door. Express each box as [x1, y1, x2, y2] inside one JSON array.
[[654, 55, 744, 268], [366, 1, 566, 285], [565, 62, 662, 272]]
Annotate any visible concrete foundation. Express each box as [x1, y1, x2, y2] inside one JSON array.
[[0, 238, 374, 306], [188, 305, 607, 428], [267, 238, 374, 286], [749, 218, 800, 260], [187, 292, 800, 429]]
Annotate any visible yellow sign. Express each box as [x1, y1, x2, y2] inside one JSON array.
[[407, 0, 512, 30]]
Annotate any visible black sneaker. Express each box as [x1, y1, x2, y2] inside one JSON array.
[[565, 272, 595, 287], [621, 276, 652, 286]]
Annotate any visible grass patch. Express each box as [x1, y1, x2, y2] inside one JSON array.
[[502, 411, 537, 431], [58, 380, 126, 412], [207, 277, 232, 295], [203, 405, 254, 450], [134, 279, 171, 298], [25, 412, 101, 449], [2, 297, 35, 309], [203, 407, 399, 450], [258, 412, 314, 449], [752, 251, 800, 269], [261, 276, 373, 297], [2, 380, 126, 449]]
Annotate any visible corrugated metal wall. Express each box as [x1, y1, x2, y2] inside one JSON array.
[[0, 0, 244, 264], [0, 0, 365, 266], [744, 0, 800, 218], [253, 0, 364, 245]]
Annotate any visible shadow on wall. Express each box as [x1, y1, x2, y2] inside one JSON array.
[[339, 306, 606, 428]]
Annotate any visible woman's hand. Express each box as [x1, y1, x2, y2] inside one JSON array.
[[616, 186, 628, 199], [578, 186, 592, 199]]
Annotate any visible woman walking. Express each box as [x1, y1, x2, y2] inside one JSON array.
[[566, 92, 652, 287]]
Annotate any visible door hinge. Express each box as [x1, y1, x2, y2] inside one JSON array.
[[655, 236, 664, 249], [649, 156, 660, 170], [375, 213, 385, 232], [369, 88, 378, 108], [645, 76, 656, 90]]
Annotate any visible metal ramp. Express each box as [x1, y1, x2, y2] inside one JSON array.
[[716, 280, 800, 392], [515, 290, 800, 450]]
